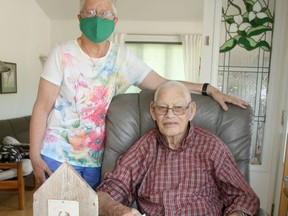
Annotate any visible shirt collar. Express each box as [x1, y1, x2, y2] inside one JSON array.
[[155, 122, 195, 151]]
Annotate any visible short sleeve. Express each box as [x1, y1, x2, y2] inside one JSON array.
[[41, 44, 63, 86], [114, 44, 152, 88]]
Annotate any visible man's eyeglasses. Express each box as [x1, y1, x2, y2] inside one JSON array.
[[153, 103, 190, 115], [80, 9, 115, 20]]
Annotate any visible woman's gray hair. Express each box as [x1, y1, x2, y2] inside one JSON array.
[[79, 0, 117, 15]]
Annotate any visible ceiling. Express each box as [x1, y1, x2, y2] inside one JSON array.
[[35, 0, 204, 22]]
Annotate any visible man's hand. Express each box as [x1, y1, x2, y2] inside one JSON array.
[[98, 191, 142, 216], [112, 204, 142, 216], [229, 211, 247, 216]]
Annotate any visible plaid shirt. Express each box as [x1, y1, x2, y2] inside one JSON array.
[[97, 124, 260, 216]]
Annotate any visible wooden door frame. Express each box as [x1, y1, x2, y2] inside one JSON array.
[[271, 0, 288, 214]]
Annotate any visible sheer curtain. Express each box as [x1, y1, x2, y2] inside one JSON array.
[[181, 34, 202, 82], [110, 32, 127, 44]]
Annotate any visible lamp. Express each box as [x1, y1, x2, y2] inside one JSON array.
[[0, 61, 11, 73]]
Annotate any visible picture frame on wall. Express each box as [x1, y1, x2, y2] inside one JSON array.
[[0, 62, 17, 94]]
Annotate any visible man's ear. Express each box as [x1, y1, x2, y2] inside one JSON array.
[[188, 101, 196, 121], [149, 101, 156, 121]]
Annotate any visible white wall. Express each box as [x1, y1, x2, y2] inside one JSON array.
[[0, 0, 51, 120], [51, 20, 80, 47]]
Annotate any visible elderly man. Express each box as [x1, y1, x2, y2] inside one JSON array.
[[96, 81, 260, 216]]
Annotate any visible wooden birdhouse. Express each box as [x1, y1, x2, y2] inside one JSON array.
[[33, 162, 98, 216]]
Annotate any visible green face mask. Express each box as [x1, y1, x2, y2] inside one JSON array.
[[80, 16, 115, 43]]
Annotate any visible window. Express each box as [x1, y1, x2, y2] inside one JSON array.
[[218, 0, 275, 164], [125, 42, 185, 93]]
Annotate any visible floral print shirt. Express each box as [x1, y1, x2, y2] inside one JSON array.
[[40, 40, 151, 167]]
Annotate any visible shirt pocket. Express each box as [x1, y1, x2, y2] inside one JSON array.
[[178, 162, 215, 190]]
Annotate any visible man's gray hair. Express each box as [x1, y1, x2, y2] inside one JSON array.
[[79, 0, 117, 15], [154, 81, 192, 104]]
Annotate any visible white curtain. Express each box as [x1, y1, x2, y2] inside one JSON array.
[[110, 32, 127, 44], [181, 34, 202, 82]]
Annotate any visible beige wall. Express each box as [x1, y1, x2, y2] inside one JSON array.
[[0, 0, 51, 120]]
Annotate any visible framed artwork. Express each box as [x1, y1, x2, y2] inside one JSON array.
[[0, 62, 17, 94]]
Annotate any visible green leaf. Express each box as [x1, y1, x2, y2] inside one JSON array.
[[238, 37, 256, 50], [237, 37, 271, 51], [72, 120, 80, 128], [256, 41, 271, 51], [262, 8, 274, 21], [242, 12, 249, 22], [251, 17, 274, 27], [239, 30, 247, 37], [244, 0, 254, 11], [223, 14, 235, 24], [61, 130, 70, 143], [220, 38, 238, 53], [247, 25, 272, 37], [62, 130, 68, 138]]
